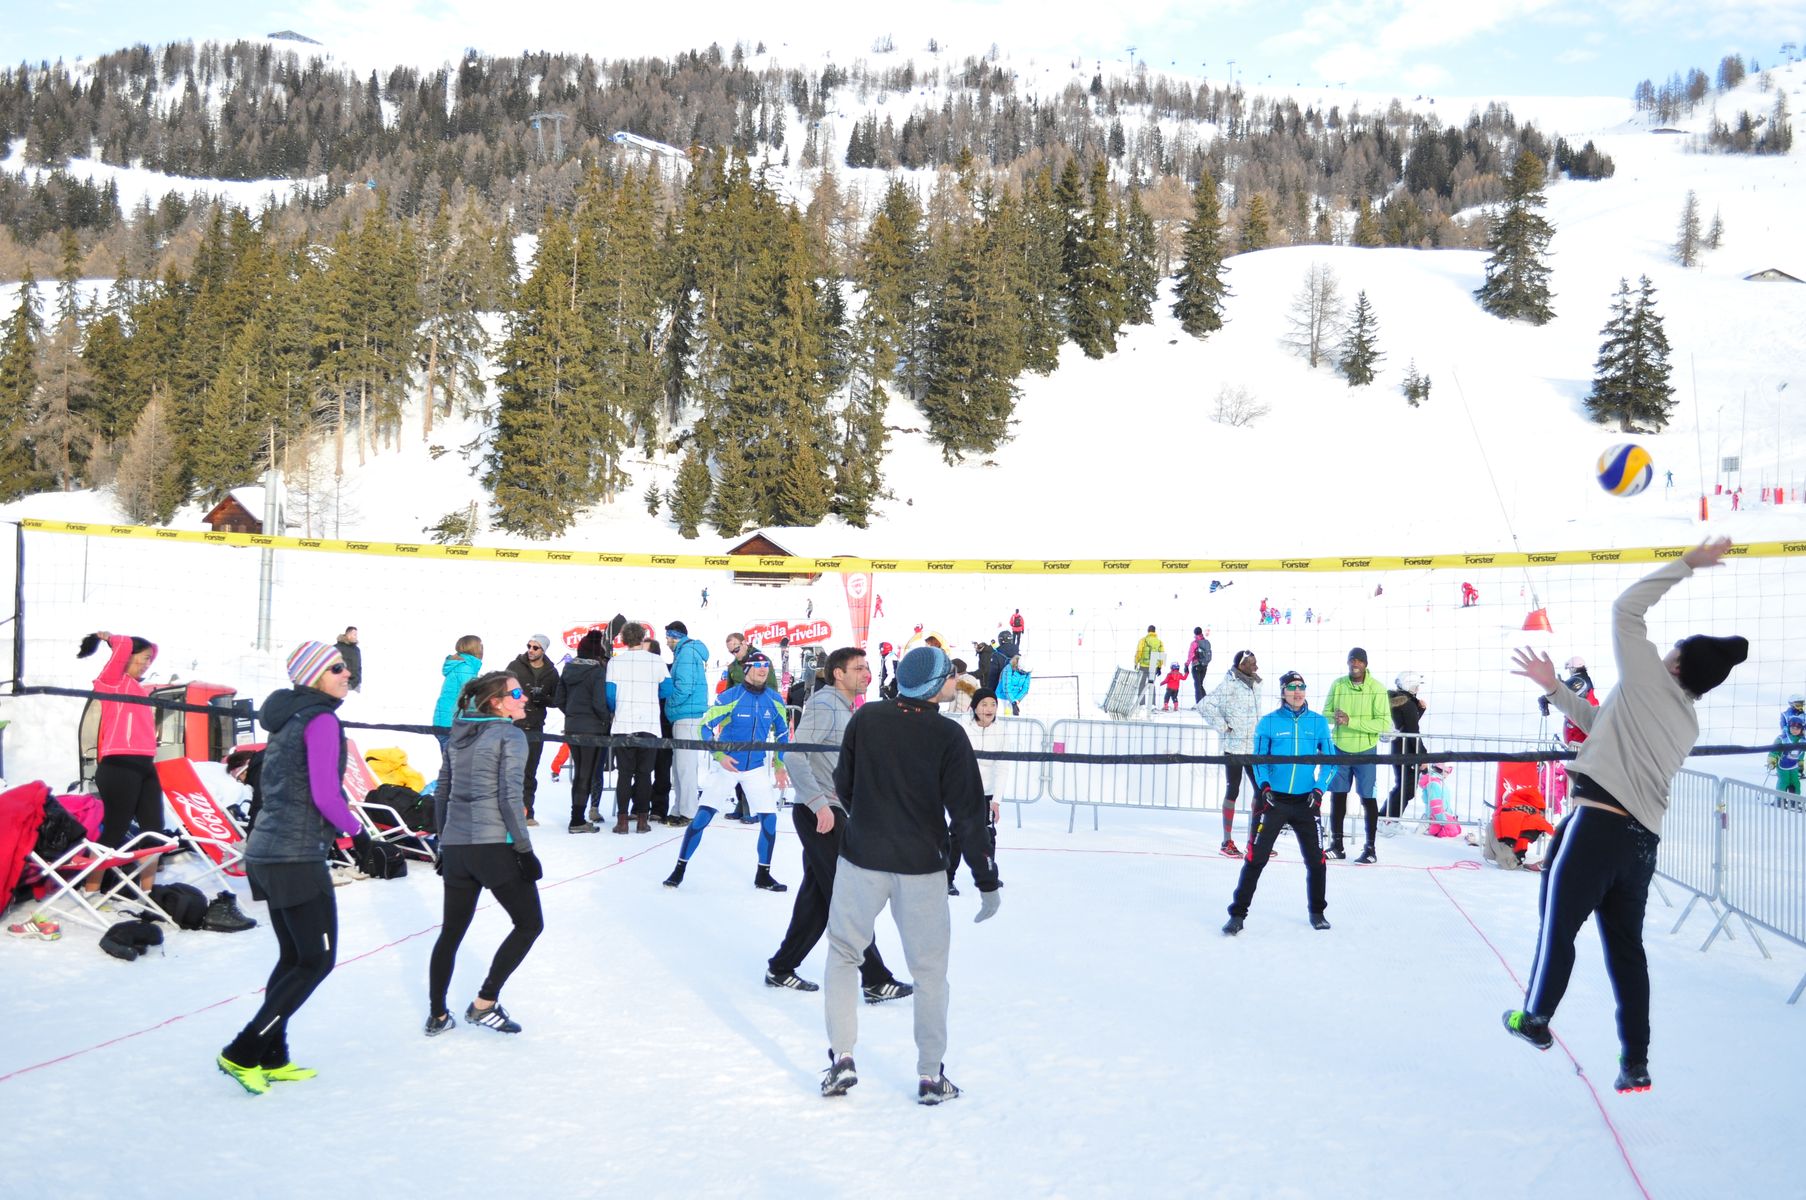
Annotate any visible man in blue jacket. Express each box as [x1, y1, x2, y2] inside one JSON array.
[[660, 621, 710, 826], [1223, 670, 1335, 935]]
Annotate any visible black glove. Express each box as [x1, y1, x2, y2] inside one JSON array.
[[1258, 785, 1273, 804], [1309, 789, 1324, 813], [517, 850, 544, 882]]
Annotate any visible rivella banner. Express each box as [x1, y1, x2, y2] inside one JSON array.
[[841, 568, 873, 649]]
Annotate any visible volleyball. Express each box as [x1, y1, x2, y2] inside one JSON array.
[[1596, 444, 1653, 497]]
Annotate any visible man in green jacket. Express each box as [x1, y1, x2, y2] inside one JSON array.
[[1323, 647, 1392, 863]]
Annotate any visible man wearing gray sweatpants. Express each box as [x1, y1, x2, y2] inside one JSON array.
[[821, 645, 1002, 1105]]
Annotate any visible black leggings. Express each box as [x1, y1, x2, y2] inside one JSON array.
[[428, 845, 544, 1015], [95, 755, 163, 848], [223, 891, 338, 1069]]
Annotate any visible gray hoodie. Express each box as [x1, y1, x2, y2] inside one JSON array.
[[788, 685, 857, 814], [433, 715, 533, 851]]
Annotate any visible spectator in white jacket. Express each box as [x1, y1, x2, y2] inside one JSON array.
[[951, 690, 1007, 895], [1196, 650, 1264, 857], [605, 624, 667, 834]]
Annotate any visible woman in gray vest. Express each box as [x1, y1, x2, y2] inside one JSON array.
[[217, 640, 367, 1095], [425, 671, 545, 1036]]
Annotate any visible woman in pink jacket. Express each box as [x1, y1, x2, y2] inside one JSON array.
[[78, 631, 164, 882]]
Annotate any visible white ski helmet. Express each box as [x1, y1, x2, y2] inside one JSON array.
[[1564, 656, 1587, 672], [1395, 671, 1422, 694]]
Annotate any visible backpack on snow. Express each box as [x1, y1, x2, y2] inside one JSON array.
[[366, 783, 436, 834], [148, 882, 209, 930], [355, 838, 409, 880]]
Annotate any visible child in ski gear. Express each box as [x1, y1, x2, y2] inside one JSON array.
[[1223, 671, 1333, 934], [1161, 665, 1185, 710], [1770, 718, 1805, 796], [1504, 538, 1746, 1095], [1489, 785, 1555, 867], [997, 656, 1031, 716], [665, 650, 791, 891], [427, 671, 544, 1037], [1420, 766, 1461, 837], [1781, 694, 1805, 734]]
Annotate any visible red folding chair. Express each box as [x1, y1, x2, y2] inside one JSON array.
[[156, 758, 248, 886], [26, 832, 179, 932], [343, 738, 437, 865]]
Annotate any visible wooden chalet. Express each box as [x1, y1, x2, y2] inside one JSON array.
[[202, 493, 262, 534], [724, 532, 821, 587]]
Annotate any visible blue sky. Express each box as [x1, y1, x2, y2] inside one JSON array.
[[5, 1, 1804, 99]]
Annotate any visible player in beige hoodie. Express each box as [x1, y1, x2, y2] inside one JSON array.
[[1501, 538, 1746, 1096]]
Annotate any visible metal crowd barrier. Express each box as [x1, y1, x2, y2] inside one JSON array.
[[988, 717, 1049, 827], [1046, 718, 1216, 831], [1656, 769, 1727, 934], [1704, 779, 1806, 1001]]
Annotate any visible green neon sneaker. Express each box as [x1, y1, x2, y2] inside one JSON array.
[[1502, 1009, 1553, 1051], [262, 1062, 319, 1083], [216, 1054, 270, 1095]]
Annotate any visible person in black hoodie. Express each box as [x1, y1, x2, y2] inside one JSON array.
[[506, 634, 562, 827], [558, 630, 611, 833], [217, 640, 368, 1095], [820, 646, 1002, 1106], [1384, 671, 1427, 819]]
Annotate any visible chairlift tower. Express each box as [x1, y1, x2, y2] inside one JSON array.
[[529, 111, 569, 162]]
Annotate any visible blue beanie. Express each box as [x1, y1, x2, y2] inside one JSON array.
[[897, 646, 952, 700]]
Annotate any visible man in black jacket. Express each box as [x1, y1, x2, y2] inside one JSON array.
[[507, 634, 563, 826], [820, 646, 1002, 1106], [334, 627, 362, 692]]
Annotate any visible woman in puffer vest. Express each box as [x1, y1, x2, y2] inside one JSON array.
[[425, 671, 545, 1037], [218, 641, 366, 1095]]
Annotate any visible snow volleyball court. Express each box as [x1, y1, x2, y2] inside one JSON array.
[[4, 806, 1799, 1198]]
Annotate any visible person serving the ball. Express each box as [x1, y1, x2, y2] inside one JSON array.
[[1502, 537, 1745, 1096]]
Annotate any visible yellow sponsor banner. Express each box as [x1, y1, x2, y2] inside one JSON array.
[[18, 518, 1806, 573]]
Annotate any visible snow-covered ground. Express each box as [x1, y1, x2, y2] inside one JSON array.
[[4, 803, 1801, 1198], [2, 51, 1804, 1200]]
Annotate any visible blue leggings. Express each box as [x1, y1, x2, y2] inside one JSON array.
[[679, 807, 777, 866]]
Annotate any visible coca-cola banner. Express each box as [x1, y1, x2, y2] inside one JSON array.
[[841, 569, 873, 649]]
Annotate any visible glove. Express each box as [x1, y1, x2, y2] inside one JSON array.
[[1309, 789, 1323, 814], [517, 850, 544, 882], [974, 887, 1002, 923], [1258, 785, 1273, 804]]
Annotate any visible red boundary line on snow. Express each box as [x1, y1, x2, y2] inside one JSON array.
[[1424, 863, 1654, 1200], [0, 837, 678, 1086]]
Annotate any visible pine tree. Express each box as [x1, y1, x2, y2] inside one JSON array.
[[1400, 360, 1432, 406], [858, 179, 928, 396], [1475, 150, 1556, 324], [0, 271, 45, 500], [707, 440, 757, 537], [643, 479, 662, 516], [1674, 190, 1701, 266], [416, 194, 493, 441], [1339, 290, 1383, 386], [1705, 206, 1725, 250], [1015, 168, 1066, 375], [112, 388, 182, 523], [1585, 275, 1676, 432], [1236, 193, 1272, 254], [1061, 160, 1126, 358], [921, 201, 1021, 461], [1171, 170, 1231, 338], [1351, 197, 1383, 248], [668, 443, 713, 538], [1121, 187, 1160, 326]]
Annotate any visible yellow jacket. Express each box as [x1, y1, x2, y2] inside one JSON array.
[[1135, 633, 1165, 669], [364, 746, 426, 792]]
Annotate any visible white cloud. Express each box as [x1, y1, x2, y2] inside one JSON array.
[[1554, 48, 1599, 65]]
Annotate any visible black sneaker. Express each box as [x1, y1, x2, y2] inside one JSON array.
[[821, 1052, 858, 1097], [465, 1002, 521, 1033], [765, 969, 820, 992], [754, 866, 787, 892], [1502, 1009, 1553, 1051], [1222, 916, 1244, 936], [947, 884, 960, 896], [664, 814, 691, 827], [568, 820, 598, 834], [864, 980, 914, 1005], [1327, 844, 1347, 860], [918, 1066, 961, 1106], [663, 861, 687, 888], [202, 891, 258, 932], [424, 1011, 454, 1037], [1613, 1058, 1652, 1094], [1354, 845, 1377, 865], [1310, 914, 1331, 930]]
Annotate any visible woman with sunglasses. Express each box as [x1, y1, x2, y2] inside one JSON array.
[[218, 641, 367, 1094], [425, 671, 545, 1037]]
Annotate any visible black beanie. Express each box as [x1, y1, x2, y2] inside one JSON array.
[[1676, 634, 1748, 697]]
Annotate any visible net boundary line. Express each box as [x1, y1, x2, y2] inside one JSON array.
[[18, 518, 1806, 574]]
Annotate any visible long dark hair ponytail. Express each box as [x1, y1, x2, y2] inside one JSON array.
[[458, 670, 518, 716], [78, 633, 152, 658]]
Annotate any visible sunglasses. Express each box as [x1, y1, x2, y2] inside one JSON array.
[[526, 643, 543, 651], [327, 663, 349, 675], [507, 687, 525, 699], [1283, 683, 1306, 691]]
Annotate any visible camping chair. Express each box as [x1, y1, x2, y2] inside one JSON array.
[[155, 758, 248, 887], [343, 739, 437, 865], [27, 831, 179, 933]]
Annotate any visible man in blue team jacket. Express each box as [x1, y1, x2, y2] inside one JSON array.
[[1223, 670, 1336, 935]]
